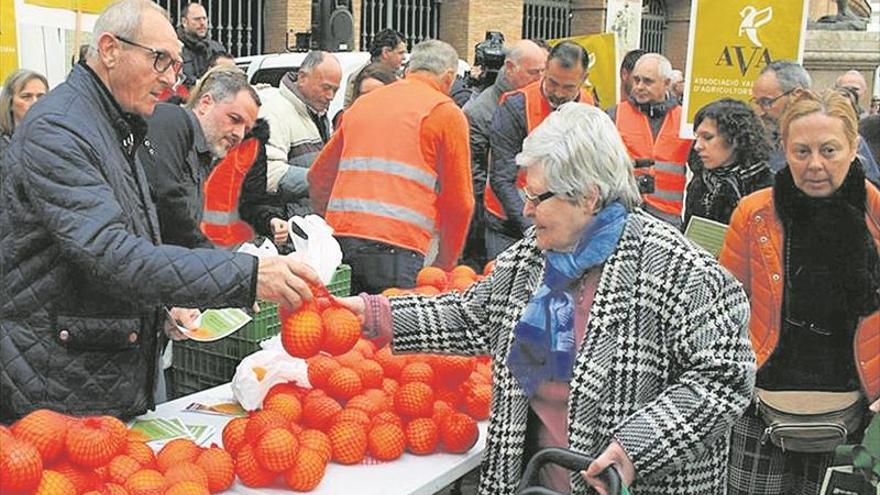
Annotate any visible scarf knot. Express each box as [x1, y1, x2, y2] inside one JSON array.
[[506, 202, 628, 396]]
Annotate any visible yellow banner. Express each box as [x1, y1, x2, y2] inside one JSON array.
[[549, 33, 618, 110], [0, 0, 17, 83], [681, 0, 808, 136], [24, 0, 111, 14]]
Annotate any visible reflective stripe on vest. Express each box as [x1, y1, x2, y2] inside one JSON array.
[[484, 81, 594, 220], [202, 208, 241, 225], [327, 198, 435, 232], [615, 101, 691, 220], [200, 137, 259, 247], [324, 77, 450, 255], [339, 157, 438, 191]]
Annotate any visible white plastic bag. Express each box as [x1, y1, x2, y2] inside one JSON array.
[[230, 343, 311, 411], [237, 238, 280, 258], [288, 214, 343, 285]]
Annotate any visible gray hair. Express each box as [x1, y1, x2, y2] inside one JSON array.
[[90, 0, 169, 53], [407, 40, 458, 76], [634, 53, 673, 80], [0, 69, 48, 135], [516, 102, 641, 210], [298, 50, 328, 75], [186, 65, 260, 109], [761, 60, 811, 92], [505, 40, 538, 64]]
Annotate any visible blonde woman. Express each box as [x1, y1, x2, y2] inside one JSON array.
[[0, 69, 48, 156], [723, 90, 880, 494]]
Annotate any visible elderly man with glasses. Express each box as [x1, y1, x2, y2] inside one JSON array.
[[0, 0, 319, 422], [750, 60, 811, 173]]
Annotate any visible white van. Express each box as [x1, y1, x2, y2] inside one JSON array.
[[236, 52, 372, 123], [236, 52, 471, 123]]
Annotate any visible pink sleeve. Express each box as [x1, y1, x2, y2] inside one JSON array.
[[359, 293, 393, 348]]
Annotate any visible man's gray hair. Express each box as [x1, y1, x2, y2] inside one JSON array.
[[298, 51, 328, 75], [761, 60, 812, 91], [505, 40, 537, 64], [516, 102, 641, 210], [90, 0, 169, 53], [186, 66, 260, 109], [635, 53, 673, 80], [407, 40, 458, 76]]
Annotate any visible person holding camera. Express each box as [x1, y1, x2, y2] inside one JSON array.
[[607, 53, 692, 228], [484, 41, 594, 259], [461, 39, 547, 270]]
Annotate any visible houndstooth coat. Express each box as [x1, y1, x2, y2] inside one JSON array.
[[389, 210, 756, 494]]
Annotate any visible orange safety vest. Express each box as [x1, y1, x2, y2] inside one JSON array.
[[324, 78, 450, 255], [615, 100, 692, 225], [484, 81, 594, 220], [200, 137, 259, 247]]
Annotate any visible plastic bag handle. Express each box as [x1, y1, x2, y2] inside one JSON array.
[[516, 447, 622, 495]]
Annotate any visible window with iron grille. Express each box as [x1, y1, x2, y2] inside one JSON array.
[[360, 0, 441, 51], [640, 0, 666, 53], [154, 0, 264, 57], [522, 0, 571, 41]]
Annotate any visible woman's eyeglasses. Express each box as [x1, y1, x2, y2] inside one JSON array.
[[115, 35, 184, 84], [523, 187, 556, 207]]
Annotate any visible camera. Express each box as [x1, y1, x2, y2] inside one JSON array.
[[633, 159, 655, 194], [472, 31, 506, 88]]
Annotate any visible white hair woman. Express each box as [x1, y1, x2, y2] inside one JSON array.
[[340, 102, 755, 494]]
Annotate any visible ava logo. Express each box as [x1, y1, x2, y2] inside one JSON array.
[[738, 6, 773, 47], [714, 4, 774, 76]]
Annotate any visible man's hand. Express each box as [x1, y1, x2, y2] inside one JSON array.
[[256, 256, 320, 311], [164, 307, 201, 341], [269, 218, 289, 246], [870, 397, 880, 413], [581, 440, 636, 495]]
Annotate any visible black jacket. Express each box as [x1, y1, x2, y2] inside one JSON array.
[[0, 63, 257, 421], [683, 154, 773, 228], [178, 27, 225, 87], [463, 70, 513, 203], [239, 119, 284, 239], [486, 92, 531, 237], [140, 103, 215, 249]]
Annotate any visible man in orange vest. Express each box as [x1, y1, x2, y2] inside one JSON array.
[[608, 53, 692, 227], [308, 40, 473, 294], [139, 66, 261, 250], [461, 39, 547, 271], [484, 41, 593, 259]]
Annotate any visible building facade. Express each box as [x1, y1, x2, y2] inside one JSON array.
[[169, 0, 875, 95]]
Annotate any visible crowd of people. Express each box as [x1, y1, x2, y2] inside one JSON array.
[[1, 0, 879, 494]]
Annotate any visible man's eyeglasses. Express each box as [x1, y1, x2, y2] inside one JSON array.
[[751, 88, 795, 110], [523, 187, 556, 207], [115, 35, 184, 78]]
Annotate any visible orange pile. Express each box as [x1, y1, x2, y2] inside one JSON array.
[[381, 263, 495, 297], [2, 410, 236, 495]]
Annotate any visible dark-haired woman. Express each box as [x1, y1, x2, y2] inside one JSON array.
[[683, 98, 773, 227]]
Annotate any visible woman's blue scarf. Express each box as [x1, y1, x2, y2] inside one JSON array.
[[506, 202, 628, 396]]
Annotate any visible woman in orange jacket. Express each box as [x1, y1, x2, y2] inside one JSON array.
[[720, 89, 880, 495]]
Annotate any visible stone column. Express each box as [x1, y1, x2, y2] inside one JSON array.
[[804, 30, 880, 97], [263, 0, 311, 53], [439, 0, 523, 64], [570, 0, 606, 36], [664, 0, 690, 70], [351, 0, 363, 50]]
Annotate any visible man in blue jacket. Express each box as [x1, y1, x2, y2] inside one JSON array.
[[0, 0, 317, 422]]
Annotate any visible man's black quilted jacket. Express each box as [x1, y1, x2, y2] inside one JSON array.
[[0, 63, 258, 422]]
